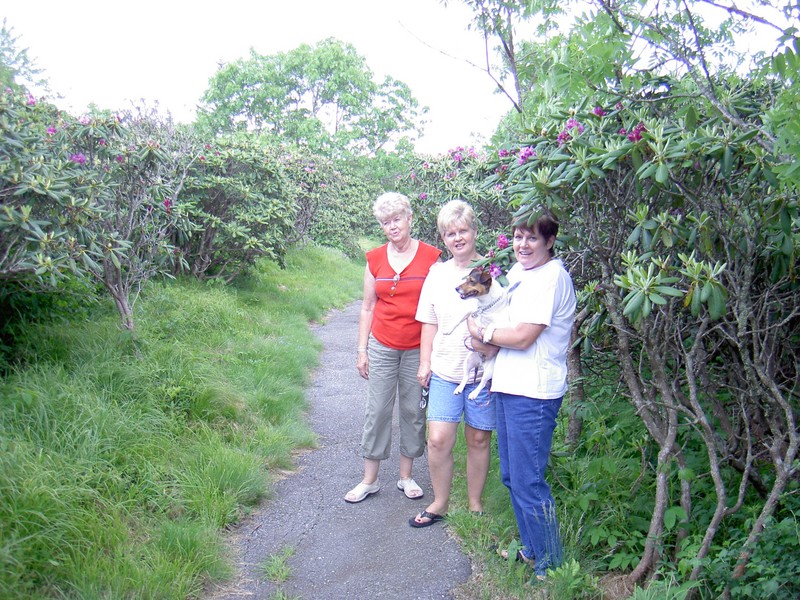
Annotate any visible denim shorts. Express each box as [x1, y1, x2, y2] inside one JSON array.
[[426, 373, 496, 431]]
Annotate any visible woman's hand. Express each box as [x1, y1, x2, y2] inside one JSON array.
[[417, 362, 431, 388], [467, 316, 501, 356], [357, 351, 369, 380], [466, 316, 481, 340]]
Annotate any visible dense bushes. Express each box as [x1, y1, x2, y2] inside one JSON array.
[[1, 88, 376, 338], [481, 84, 799, 594]]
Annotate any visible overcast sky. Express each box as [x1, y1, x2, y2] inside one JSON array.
[[3, 0, 513, 154]]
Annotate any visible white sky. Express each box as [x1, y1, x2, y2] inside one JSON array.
[[2, 0, 513, 154]]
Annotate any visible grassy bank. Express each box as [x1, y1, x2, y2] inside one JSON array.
[[0, 244, 363, 599]]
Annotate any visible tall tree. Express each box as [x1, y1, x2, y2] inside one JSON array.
[[197, 38, 426, 155]]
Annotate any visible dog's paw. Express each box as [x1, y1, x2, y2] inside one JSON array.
[[454, 385, 465, 395], [467, 390, 479, 400]]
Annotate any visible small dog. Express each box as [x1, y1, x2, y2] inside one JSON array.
[[450, 268, 514, 401]]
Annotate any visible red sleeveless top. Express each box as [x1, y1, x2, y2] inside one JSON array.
[[366, 241, 441, 350]]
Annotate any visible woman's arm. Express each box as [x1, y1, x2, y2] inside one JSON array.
[[417, 322, 437, 387], [357, 265, 377, 380], [467, 317, 546, 351]]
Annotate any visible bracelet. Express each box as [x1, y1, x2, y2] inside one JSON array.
[[357, 347, 368, 352], [482, 324, 496, 344]]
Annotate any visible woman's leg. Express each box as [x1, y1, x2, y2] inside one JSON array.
[[464, 424, 492, 513], [397, 347, 425, 461], [500, 393, 563, 575], [462, 382, 495, 513], [424, 420, 458, 515], [359, 337, 399, 461]]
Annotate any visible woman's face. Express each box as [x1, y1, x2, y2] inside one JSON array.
[[513, 226, 553, 270], [441, 221, 477, 261], [380, 212, 412, 245]]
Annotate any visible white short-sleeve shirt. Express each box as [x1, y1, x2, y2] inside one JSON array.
[[416, 260, 481, 383], [491, 259, 576, 399]]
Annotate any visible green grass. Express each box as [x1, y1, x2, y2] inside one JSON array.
[[261, 545, 296, 583], [0, 243, 362, 599]]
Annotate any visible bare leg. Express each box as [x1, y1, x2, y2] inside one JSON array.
[[363, 457, 380, 484], [399, 453, 415, 480], [421, 421, 458, 515], [465, 424, 492, 512]]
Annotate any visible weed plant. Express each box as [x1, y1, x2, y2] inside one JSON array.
[[0, 243, 362, 599]]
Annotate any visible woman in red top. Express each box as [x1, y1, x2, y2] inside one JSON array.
[[345, 192, 441, 503]]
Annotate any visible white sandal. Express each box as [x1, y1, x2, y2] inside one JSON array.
[[396, 478, 424, 499], [344, 479, 380, 503]]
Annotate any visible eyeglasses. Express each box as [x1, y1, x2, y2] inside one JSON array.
[[389, 273, 400, 297]]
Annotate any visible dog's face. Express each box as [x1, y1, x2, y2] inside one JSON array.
[[455, 268, 493, 299]]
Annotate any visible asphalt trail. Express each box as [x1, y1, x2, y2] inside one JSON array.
[[206, 301, 472, 599]]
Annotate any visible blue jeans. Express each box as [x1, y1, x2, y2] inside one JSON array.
[[495, 392, 563, 576]]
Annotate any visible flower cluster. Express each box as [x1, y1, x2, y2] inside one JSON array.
[[620, 122, 647, 142], [449, 146, 480, 163], [557, 118, 585, 146], [471, 233, 515, 287], [517, 146, 536, 165], [592, 106, 606, 117]]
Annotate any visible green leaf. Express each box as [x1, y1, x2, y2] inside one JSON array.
[[655, 162, 669, 183], [654, 285, 683, 297], [623, 290, 644, 318], [721, 145, 733, 177], [627, 225, 641, 245]]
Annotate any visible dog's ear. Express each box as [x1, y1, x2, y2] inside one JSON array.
[[477, 269, 492, 285]]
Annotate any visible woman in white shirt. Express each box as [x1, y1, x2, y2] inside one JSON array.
[[409, 200, 496, 528], [467, 212, 576, 578]]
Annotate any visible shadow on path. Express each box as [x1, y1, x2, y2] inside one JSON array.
[[206, 301, 472, 599]]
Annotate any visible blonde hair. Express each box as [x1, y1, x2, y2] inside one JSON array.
[[437, 199, 477, 237], [373, 192, 412, 223]]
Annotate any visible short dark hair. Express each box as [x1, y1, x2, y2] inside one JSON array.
[[512, 211, 559, 256]]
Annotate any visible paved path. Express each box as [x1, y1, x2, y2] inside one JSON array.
[[206, 302, 472, 599]]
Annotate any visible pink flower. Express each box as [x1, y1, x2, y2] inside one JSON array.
[[627, 122, 647, 142], [498, 149, 510, 158], [489, 263, 503, 278], [69, 153, 87, 164], [517, 146, 536, 165], [98, 139, 106, 146], [497, 234, 509, 249], [494, 183, 503, 191], [26, 95, 36, 106], [592, 106, 606, 117], [557, 131, 571, 146], [115, 155, 124, 163], [419, 192, 428, 200], [565, 118, 585, 133], [46, 126, 57, 135]]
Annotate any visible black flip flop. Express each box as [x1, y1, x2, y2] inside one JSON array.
[[409, 510, 445, 528]]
